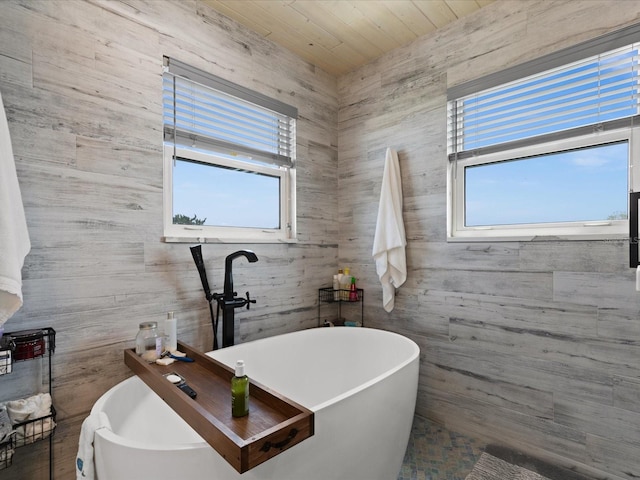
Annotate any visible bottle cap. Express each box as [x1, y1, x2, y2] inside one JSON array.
[[344, 267, 350, 275], [167, 311, 174, 319], [235, 360, 245, 377]]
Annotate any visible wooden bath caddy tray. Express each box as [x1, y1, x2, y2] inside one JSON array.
[[124, 341, 314, 473]]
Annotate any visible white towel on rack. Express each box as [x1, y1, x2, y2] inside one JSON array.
[[76, 411, 111, 480], [0, 90, 30, 327], [6, 393, 55, 445], [372, 148, 407, 312]]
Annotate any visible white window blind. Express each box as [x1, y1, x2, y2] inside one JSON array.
[[448, 42, 640, 158], [163, 57, 297, 167]]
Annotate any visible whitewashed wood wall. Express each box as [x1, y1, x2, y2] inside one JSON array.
[[338, 1, 640, 480], [0, 1, 337, 478], [2, 0, 640, 479]]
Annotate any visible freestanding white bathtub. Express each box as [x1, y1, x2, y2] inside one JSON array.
[[92, 327, 419, 480]]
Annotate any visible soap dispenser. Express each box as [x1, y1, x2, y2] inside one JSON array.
[[231, 360, 249, 417]]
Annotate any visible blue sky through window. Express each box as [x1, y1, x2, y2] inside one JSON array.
[[454, 46, 638, 231], [173, 159, 281, 229], [464, 141, 628, 226]]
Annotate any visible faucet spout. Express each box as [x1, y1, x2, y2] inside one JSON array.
[[224, 250, 259, 299], [219, 250, 259, 347]]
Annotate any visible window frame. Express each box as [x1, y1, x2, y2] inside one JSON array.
[[446, 25, 640, 242], [447, 127, 640, 242], [163, 147, 296, 243], [161, 57, 297, 244]]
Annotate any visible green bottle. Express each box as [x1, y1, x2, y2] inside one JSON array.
[[231, 360, 249, 417]]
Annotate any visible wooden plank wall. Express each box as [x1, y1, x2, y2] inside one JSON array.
[[0, 1, 337, 478], [3, 0, 640, 479], [338, 1, 640, 480]]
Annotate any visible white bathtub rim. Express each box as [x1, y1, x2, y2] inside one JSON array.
[[91, 375, 212, 452], [93, 327, 419, 452], [249, 327, 419, 412]]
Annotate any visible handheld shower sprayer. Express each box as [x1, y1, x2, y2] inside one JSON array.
[[190, 245, 219, 350], [190, 245, 212, 301]]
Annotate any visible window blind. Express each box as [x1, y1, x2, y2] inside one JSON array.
[[163, 57, 297, 168], [447, 28, 640, 159]]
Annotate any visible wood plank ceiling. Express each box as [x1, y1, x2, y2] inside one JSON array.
[[202, 0, 495, 76]]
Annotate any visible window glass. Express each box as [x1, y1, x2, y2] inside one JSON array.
[[464, 141, 628, 227], [446, 32, 640, 241], [162, 57, 296, 243], [172, 158, 281, 229]]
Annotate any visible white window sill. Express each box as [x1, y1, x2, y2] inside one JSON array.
[[447, 232, 628, 243], [162, 236, 298, 244]]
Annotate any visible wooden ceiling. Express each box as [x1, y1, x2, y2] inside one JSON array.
[[202, 0, 495, 76]]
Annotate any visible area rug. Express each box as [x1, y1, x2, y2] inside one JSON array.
[[465, 452, 552, 480]]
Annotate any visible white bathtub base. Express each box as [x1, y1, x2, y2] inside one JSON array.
[[92, 328, 419, 480]]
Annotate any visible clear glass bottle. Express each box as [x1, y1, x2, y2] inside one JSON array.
[[231, 360, 249, 417], [136, 321, 162, 363]]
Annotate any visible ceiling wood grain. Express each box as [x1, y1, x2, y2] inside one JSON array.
[[202, 0, 495, 76]]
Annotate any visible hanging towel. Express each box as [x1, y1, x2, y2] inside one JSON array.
[[76, 411, 111, 480], [372, 148, 407, 312], [0, 90, 30, 327]]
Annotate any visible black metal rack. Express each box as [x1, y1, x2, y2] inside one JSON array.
[[0, 327, 56, 479], [0, 432, 14, 470], [317, 287, 364, 327]]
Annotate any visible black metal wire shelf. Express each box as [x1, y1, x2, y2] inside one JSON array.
[[13, 404, 56, 448], [318, 287, 364, 327], [0, 328, 56, 476], [318, 287, 363, 303], [0, 433, 15, 470]]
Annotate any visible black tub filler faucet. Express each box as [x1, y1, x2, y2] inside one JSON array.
[[215, 250, 258, 348], [190, 247, 258, 349]]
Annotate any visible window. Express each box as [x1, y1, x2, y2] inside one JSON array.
[[447, 26, 640, 241], [162, 57, 297, 243]]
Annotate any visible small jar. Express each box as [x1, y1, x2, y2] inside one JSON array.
[[135, 322, 162, 363], [11, 329, 46, 360]]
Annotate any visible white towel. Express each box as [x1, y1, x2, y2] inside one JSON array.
[[6, 392, 56, 445], [372, 148, 407, 312], [0, 90, 30, 327], [6, 392, 52, 423], [76, 411, 111, 480]]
